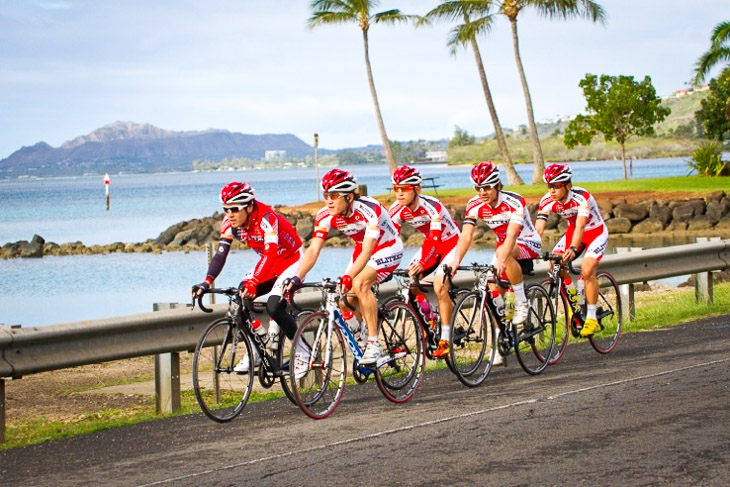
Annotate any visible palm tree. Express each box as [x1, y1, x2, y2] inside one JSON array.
[[693, 20, 730, 86], [497, 0, 606, 183], [420, 1, 524, 185], [308, 0, 416, 174]]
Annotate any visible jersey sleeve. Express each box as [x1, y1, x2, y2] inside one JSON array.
[[388, 202, 404, 234], [422, 198, 443, 233], [259, 211, 279, 247], [312, 208, 332, 240], [575, 192, 591, 218], [463, 197, 480, 226], [536, 193, 552, 221], [508, 196, 526, 227]]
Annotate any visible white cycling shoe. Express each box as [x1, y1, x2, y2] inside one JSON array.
[[233, 348, 261, 374]]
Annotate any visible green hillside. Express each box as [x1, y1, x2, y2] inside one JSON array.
[[655, 89, 707, 135]]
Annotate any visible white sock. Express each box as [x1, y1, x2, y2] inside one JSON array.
[[512, 282, 526, 302], [586, 304, 597, 320], [368, 336, 378, 345], [440, 324, 451, 340]]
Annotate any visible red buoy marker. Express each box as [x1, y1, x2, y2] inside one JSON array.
[[104, 172, 110, 210]]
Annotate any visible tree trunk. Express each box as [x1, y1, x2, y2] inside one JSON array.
[[469, 38, 524, 185], [620, 141, 627, 180], [510, 18, 545, 184], [362, 29, 397, 174]]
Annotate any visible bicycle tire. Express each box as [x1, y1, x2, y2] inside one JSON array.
[[375, 301, 425, 403], [290, 311, 347, 419], [589, 271, 622, 354], [539, 278, 570, 365], [276, 331, 297, 405], [448, 290, 495, 388], [193, 318, 253, 423], [514, 284, 556, 375]]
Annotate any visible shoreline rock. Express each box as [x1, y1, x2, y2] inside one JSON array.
[[2, 191, 728, 259]]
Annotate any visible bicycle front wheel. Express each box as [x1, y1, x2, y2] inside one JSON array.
[[290, 311, 347, 419], [589, 271, 622, 354], [540, 278, 569, 365], [448, 290, 495, 388], [375, 302, 425, 403], [514, 284, 556, 376], [276, 331, 296, 405], [193, 318, 253, 422]]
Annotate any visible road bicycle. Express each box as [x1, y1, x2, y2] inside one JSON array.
[[448, 263, 557, 387], [288, 278, 425, 419], [191, 288, 294, 422], [389, 269, 467, 368], [540, 253, 622, 364]]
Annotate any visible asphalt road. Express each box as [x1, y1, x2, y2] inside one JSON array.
[[2, 315, 729, 487]]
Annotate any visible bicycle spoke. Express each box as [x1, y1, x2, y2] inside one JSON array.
[[448, 291, 494, 387], [589, 272, 622, 354], [515, 284, 556, 375]]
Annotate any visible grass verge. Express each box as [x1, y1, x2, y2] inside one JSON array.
[[3, 281, 729, 450]]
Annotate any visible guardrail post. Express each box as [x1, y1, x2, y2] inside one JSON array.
[[155, 352, 181, 415], [1, 378, 5, 444], [615, 247, 637, 322], [694, 238, 717, 304]]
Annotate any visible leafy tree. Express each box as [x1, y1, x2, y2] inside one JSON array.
[[687, 141, 729, 176], [419, 1, 524, 184], [564, 74, 670, 180], [308, 0, 417, 174], [448, 125, 476, 148], [695, 67, 730, 141], [693, 20, 730, 86], [497, 0, 606, 183]]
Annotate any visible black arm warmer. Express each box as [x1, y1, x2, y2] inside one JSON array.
[[205, 238, 232, 282]]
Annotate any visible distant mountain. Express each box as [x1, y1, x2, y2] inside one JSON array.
[[0, 121, 325, 178]]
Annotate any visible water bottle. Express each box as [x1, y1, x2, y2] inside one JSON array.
[[251, 319, 268, 345], [415, 295, 436, 328], [504, 288, 515, 321], [491, 289, 505, 318], [577, 277, 585, 306], [565, 277, 579, 306], [266, 319, 279, 351]]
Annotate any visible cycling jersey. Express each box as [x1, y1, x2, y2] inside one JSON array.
[[463, 191, 542, 257], [205, 201, 302, 291], [536, 186, 605, 231], [389, 194, 460, 272], [312, 196, 400, 252]]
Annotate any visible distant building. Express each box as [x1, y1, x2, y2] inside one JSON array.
[[425, 150, 447, 162], [265, 150, 286, 160]]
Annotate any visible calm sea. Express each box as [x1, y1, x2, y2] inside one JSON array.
[[0, 158, 692, 327]]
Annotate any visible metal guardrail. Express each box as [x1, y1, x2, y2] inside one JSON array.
[[1, 239, 728, 379], [0, 239, 728, 442]]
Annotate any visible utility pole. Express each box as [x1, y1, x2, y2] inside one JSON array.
[[314, 133, 320, 202]]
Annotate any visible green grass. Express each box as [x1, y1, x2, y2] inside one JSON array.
[[3, 282, 729, 450]]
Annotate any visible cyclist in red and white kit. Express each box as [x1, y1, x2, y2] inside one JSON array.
[[192, 182, 307, 375], [448, 161, 542, 328], [535, 163, 609, 337], [388, 165, 460, 359], [293, 168, 404, 367]]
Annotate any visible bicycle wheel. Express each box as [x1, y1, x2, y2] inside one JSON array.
[[589, 271, 622, 354], [276, 331, 297, 405], [448, 290, 495, 388], [514, 284, 556, 375], [193, 318, 253, 422], [290, 311, 347, 419], [375, 301, 425, 403], [540, 278, 569, 365]]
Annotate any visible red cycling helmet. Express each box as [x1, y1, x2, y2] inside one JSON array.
[[220, 182, 255, 205], [321, 168, 358, 193], [543, 163, 573, 184], [391, 165, 423, 186], [470, 161, 501, 187]]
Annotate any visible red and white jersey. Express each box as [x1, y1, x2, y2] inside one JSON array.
[[463, 191, 540, 245], [537, 186, 605, 231], [221, 201, 302, 259], [388, 194, 460, 241], [312, 196, 400, 252]]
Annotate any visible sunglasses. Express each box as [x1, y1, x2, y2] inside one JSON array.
[[474, 184, 497, 191], [548, 183, 566, 190], [323, 192, 344, 200], [392, 185, 416, 193], [223, 205, 247, 213]]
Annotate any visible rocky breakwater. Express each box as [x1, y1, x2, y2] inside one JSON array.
[[2, 191, 729, 259]]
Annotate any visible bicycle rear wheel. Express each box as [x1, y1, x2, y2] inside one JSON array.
[[514, 284, 556, 375], [448, 290, 495, 387], [589, 271, 622, 354], [539, 278, 569, 365], [290, 311, 347, 419], [375, 301, 425, 403], [193, 318, 253, 422]]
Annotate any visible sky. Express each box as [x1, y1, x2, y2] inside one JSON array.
[[0, 0, 727, 160]]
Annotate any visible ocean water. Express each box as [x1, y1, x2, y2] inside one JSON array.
[[0, 158, 690, 246], [0, 157, 694, 327]]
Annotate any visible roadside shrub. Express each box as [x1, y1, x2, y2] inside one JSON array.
[[687, 141, 730, 176]]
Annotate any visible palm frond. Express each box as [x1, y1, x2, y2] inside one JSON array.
[[374, 10, 418, 25], [421, 1, 492, 24], [693, 46, 730, 85], [709, 20, 730, 46], [530, 0, 607, 24]]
